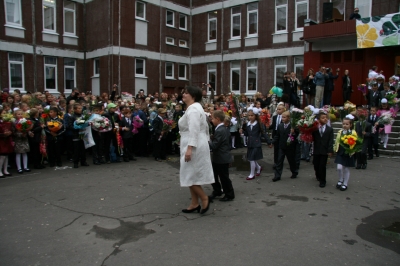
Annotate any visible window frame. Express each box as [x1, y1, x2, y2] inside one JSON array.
[[207, 63, 217, 92], [208, 13, 217, 42], [178, 64, 187, 80], [44, 56, 58, 92], [63, 0, 76, 36], [4, 0, 22, 27], [355, 0, 372, 18], [166, 10, 175, 27], [179, 39, 188, 48], [230, 61, 241, 93], [246, 59, 257, 92], [8, 52, 25, 91], [293, 56, 304, 83], [93, 58, 100, 77], [165, 62, 174, 79], [64, 58, 76, 93], [275, 0, 288, 33], [247, 3, 258, 37], [135, 1, 146, 20], [179, 13, 187, 30], [135, 58, 146, 78], [166, 37, 175, 45], [43, 0, 57, 33], [231, 6, 241, 39], [295, 0, 308, 31], [274, 57, 287, 87]]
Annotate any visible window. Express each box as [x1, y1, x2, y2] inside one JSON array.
[[275, 0, 287, 32], [179, 39, 188, 48], [166, 37, 175, 45], [166, 10, 174, 27], [294, 56, 304, 83], [8, 53, 24, 90], [64, 0, 75, 35], [231, 7, 241, 39], [43, 0, 56, 32], [44, 56, 57, 91], [135, 58, 145, 77], [136, 1, 145, 20], [179, 14, 187, 30], [295, 0, 308, 30], [230, 61, 240, 92], [64, 58, 75, 91], [246, 59, 257, 91], [247, 3, 258, 36], [207, 63, 216, 92], [274, 57, 287, 88], [208, 12, 217, 42], [5, 0, 22, 26], [179, 64, 187, 80], [355, 0, 372, 18], [166, 62, 174, 79], [93, 58, 100, 77]]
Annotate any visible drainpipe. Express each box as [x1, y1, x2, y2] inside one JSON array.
[[189, 0, 192, 86], [32, 0, 37, 92], [220, 1, 224, 95], [108, 0, 111, 94], [83, 0, 87, 93], [118, 0, 121, 94], [159, 2, 162, 94]]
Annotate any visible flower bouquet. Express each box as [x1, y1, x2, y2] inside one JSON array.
[[357, 84, 367, 94], [47, 120, 63, 133], [132, 115, 144, 134], [15, 118, 33, 133], [90, 116, 112, 132], [260, 108, 271, 128], [74, 111, 93, 130], [286, 133, 295, 146], [121, 92, 133, 102], [40, 107, 50, 124], [1, 113, 15, 123], [375, 111, 395, 133], [290, 108, 304, 126], [297, 111, 319, 143], [159, 119, 176, 141], [384, 91, 399, 108], [339, 130, 363, 155]]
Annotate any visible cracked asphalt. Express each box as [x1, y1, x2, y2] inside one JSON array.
[[0, 148, 399, 266]]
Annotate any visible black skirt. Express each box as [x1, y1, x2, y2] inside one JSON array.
[[334, 146, 355, 167], [247, 147, 263, 161]]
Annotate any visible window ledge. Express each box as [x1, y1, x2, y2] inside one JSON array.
[[245, 35, 258, 39], [43, 31, 59, 36], [272, 31, 288, 35], [178, 78, 188, 81], [206, 40, 217, 44], [292, 29, 304, 33], [91, 75, 100, 78], [179, 46, 189, 49], [166, 24, 175, 29], [179, 28, 189, 32], [4, 24, 25, 30], [165, 77, 176, 80], [63, 34, 78, 38], [228, 38, 241, 41], [166, 43, 177, 46], [135, 17, 148, 22], [135, 76, 148, 79]]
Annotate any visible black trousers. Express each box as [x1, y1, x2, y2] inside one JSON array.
[[123, 138, 134, 159], [368, 133, 379, 157], [295, 142, 301, 171], [273, 140, 279, 166], [153, 135, 166, 159], [356, 152, 367, 165], [343, 88, 352, 103], [48, 139, 62, 164], [29, 140, 41, 166], [65, 136, 74, 160], [274, 148, 298, 178], [103, 131, 120, 161], [92, 131, 104, 162], [211, 162, 235, 198], [313, 155, 328, 184], [73, 139, 86, 164]]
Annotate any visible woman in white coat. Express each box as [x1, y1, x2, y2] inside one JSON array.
[[179, 86, 214, 215]]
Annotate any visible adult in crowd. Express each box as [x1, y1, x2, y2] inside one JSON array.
[[179, 86, 214, 215], [201, 84, 214, 107], [66, 88, 80, 105], [323, 68, 339, 105], [289, 72, 300, 107], [282, 72, 291, 107], [314, 66, 328, 108], [349, 7, 361, 20], [342, 70, 353, 104], [303, 68, 316, 106]]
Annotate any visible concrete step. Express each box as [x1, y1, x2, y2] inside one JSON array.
[[379, 149, 400, 157]]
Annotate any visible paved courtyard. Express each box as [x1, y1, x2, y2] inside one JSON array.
[[0, 148, 399, 266]]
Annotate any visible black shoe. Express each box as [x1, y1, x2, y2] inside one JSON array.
[[336, 181, 342, 189], [219, 196, 234, 202], [306, 158, 310, 162], [376, 153, 379, 157], [361, 164, 367, 169], [34, 165, 45, 169], [155, 158, 162, 162], [57, 162, 62, 167], [3, 172, 12, 177], [74, 164, 79, 168], [93, 161, 101, 165], [340, 185, 348, 191], [272, 177, 281, 182], [123, 158, 129, 162], [319, 183, 326, 188], [49, 163, 55, 167], [98, 159, 106, 164], [367, 157, 373, 160], [18, 169, 23, 174], [355, 165, 361, 169], [81, 162, 89, 166], [181, 205, 201, 213], [200, 196, 213, 215], [209, 191, 223, 200], [290, 174, 298, 179], [24, 168, 31, 172], [130, 157, 137, 161], [106, 161, 111, 164]]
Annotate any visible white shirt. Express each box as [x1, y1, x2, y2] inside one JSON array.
[[247, 120, 258, 130], [275, 115, 282, 130], [215, 123, 224, 131]]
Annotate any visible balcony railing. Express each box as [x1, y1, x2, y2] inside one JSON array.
[[303, 19, 356, 40]]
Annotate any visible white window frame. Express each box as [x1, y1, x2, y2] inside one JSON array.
[[246, 59, 257, 92], [135, 58, 146, 78], [64, 58, 76, 93], [4, 0, 22, 27], [274, 57, 287, 87], [355, 0, 372, 18], [63, 0, 76, 36], [230, 61, 241, 92], [231, 6, 241, 39], [8, 53, 25, 92], [178, 64, 187, 80], [44, 56, 58, 92], [247, 3, 258, 37], [93, 58, 100, 77], [208, 12, 217, 42], [135, 1, 146, 20], [179, 39, 188, 48], [166, 10, 174, 27], [295, 0, 308, 31], [275, 0, 288, 33], [179, 13, 187, 30], [207, 63, 217, 93], [165, 62, 174, 79], [43, 0, 56, 33], [166, 37, 175, 45], [294, 56, 304, 82]]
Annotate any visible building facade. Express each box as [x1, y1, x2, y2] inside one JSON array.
[[1, 0, 399, 98]]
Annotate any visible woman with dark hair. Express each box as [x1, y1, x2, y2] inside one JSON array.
[[304, 68, 316, 106], [179, 86, 214, 215]]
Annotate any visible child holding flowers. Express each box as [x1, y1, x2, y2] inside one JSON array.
[[13, 109, 31, 173], [0, 109, 14, 178], [28, 108, 46, 169], [44, 107, 65, 167]]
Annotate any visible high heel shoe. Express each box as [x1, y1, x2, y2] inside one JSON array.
[[200, 196, 213, 215], [182, 205, 201, 213]]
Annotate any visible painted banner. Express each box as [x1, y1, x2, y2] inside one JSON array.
[[356, 13, 400, 48]]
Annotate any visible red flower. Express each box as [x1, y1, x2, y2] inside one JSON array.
[[41, 114, 48, 118], [27, 120, 32, 125], [301, 115, 305, 119], [16, 124, 22, 129]]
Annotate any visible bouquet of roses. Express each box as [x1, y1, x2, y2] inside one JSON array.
[[339, 130, 363, 155], [357, 84, 367, 94], [296, 109, 319, 143], [1, 113, 15, 123], [159, 119, 176, 141], [90, 116, 112, 132], [74, 111, 93, 130], [15, 118, 33, 133], [46, 120, 63, 133], [40, 106, 50, 124], [260, 108, 271, 128], [132, 115, 144, 134]]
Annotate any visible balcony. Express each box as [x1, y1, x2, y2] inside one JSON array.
[[303, 19, 356, 41]]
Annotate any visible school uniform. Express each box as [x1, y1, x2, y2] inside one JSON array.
[[269, 114, 283, 168], [28, 118, 44, 168], [44, 117, 65, 166], [365, 90, 380, 108], [243, 121, 271, 161], [131, 110, 148, 156], [367, 114, 382, 158], [91, 126, 104, 164], [120, 116, 135, 162], [152, 115, 166, 161], [63, 113, 74, 161], [67, 113, 88, 166], [355, 120, 371, 168], [312, 124, 334, 187], [103, 112, 122, 162]]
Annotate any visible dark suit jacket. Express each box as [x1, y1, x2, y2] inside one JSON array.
[[269, 115, 283, 138], [312, 125, 334, 155], [355, 121, 371, 138], [119, 116, 133, 139], [366, 90, 380, 108], [209, 125, 232, 164], [152, 116, 164, 137], [342, 75, 352, 90], [273, 123, 298, 150], [244, 122, 271, 147], [367, 114, 383, 135]]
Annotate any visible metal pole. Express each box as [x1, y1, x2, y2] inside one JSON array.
[[159, 1, 162, 94], [32, 0, 37, 92], [83, 0, 87, 93], [118, 0, 121, 94], [220, 1, 224, 95], [189, 0, 192, 86]]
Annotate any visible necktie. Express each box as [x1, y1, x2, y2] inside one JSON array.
[[373, 115, 375, 121], [320, 126, 323, 136], [126, 117, 130, 125], [276, 115, 281, 130], [284, 123, 288, 129]]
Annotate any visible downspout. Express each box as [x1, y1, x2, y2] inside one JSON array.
[[159, 2, 162, 94], [189, 0, 192, 86], [118, 0, 121, 94], [32, 0, 37, 92], [108, 0, 111, 93], [220, 1, 224, 95], [83, 0, 87, 92]]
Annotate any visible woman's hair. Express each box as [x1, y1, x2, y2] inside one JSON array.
[[185, 86, 202, 102]]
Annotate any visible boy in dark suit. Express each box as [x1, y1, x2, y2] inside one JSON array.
[[90, 105, 105, 165], [272, 111, 299, 182], [152, 108, 167, 162], [120, 107, 135, 162], [312, 112, 334, 188], [208, 110, 235, 201], [355, 111, 372, 169], [268, 104, 285, 169], [363, 83, 380, 108], [367, 106, 382, 159]]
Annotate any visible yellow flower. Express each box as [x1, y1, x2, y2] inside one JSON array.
[[357, 24, 378, 48]]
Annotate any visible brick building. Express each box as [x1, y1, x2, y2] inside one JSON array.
[[1, 0, 399, 98]]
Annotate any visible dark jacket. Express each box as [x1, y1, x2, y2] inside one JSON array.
[[152, 115, 164, 137], [342, 75, 352, 90], [44, 117, 65, 142], [63, 113, 74, 137], [269, 114, 282, 138], [312, 125, 334, 155], [243, 122, 271, 147], [29, 118, 42, 143], [209, 124, 232, 164], [365, 90, 380, 108], [119, 116, 133, 139], [325, 72, 339, 91], [273, 123, 298, 150], [66, 113, 82, 140]]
